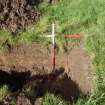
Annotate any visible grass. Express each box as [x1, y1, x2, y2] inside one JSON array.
[[0, 0, 105, 105], [42, 93, 69, 105], [0, 85, 10, 102]]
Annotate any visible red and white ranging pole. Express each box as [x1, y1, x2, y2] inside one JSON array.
[[43, 23, 56, 70], [42, 23, 82, 71]]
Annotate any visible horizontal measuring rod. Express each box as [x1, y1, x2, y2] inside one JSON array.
[[64, 34, 82, 39], [64, 34, 82, 73]]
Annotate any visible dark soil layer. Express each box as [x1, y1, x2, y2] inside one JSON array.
[[0, 0, 40, 33], [0, 41, 92, 105]]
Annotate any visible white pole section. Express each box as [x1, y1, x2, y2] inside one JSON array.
[[52, 23, 55, 70], [44, 23, 55, 46], [52, 23, 55, 46]]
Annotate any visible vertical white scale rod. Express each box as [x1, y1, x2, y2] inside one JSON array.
[[52, 23, 55, 46]]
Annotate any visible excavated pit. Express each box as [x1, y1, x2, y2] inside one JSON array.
[[0, 68, 84, 105], [0, 42, 92, 105]]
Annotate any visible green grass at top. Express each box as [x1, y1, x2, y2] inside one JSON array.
[[1, 0, 105, 51], [14, 0, 105, 50]]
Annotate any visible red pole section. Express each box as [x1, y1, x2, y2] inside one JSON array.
[[52, 46, 56, 70], [52, 23, 55, 70]]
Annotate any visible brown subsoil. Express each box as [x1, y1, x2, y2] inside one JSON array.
[[0, 41, 92, 105]]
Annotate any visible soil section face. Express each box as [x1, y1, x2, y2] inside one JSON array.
[[0, 41, 92, 104]]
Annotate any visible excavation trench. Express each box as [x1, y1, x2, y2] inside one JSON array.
[[0, 43, 92, 104], [0, 68, 85, 105]]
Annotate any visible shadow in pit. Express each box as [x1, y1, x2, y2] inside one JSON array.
[[26, 0, 43, 6], [26, 0, 54, 6], [0, 70, 31, 92], [0, 68, 83, 105]]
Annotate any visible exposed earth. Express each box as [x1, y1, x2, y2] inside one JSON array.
[[0, 40, 92, 105]]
